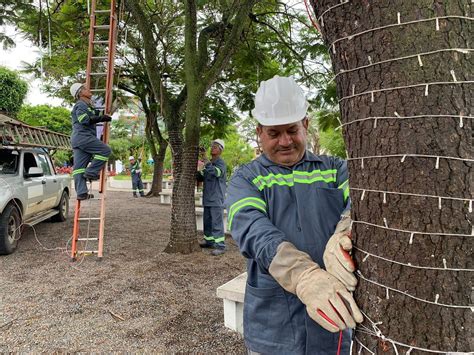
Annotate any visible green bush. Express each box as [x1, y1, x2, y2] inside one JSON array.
[[17, 104, 72, 134], [0, 66, 28, 115]]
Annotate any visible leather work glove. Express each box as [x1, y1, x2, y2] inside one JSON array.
[[323, 210, 357, 291], [269, 242, 363, 333], [100, 115, 112, 122]]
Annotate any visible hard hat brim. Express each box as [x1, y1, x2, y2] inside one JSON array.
[[251, 102, 308, 126]]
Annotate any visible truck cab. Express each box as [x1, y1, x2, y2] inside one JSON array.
[[0, 146, 71, 254]]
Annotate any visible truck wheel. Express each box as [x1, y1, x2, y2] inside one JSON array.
[[0, 204, 21, 255], [52, 190, 69, 222]]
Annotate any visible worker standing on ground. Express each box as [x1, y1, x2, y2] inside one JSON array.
[[129, 156, 145, 198], [197, 140, 227, 256], [225, 76, 362, 354], [70, 83, 112, 200]]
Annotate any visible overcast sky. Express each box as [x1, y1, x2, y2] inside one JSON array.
[[0, 25, 64, 107]]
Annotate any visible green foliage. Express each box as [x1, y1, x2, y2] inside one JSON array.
[[51, 149, 72, 166], [0, 66, 28, 114], [17, 104, 72, 134], [201, 127, 255, 178], [319, 129, 346, 158], [108, 134, 143, 163]]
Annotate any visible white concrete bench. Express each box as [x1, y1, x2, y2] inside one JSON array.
[[159, 189, 203, 206], [160, 189, 172, 204], [195, 207, 228, 231], [216, 272, 246, 334], [162, 180, 173, 190]]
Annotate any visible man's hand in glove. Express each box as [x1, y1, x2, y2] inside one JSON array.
[[100, 115, 112, 122], [269, 242, 363, 333], [323, 211, 357, 291]]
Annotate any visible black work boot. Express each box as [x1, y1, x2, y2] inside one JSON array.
[[199, 240, 214, 248], [83, 172, 99, 181], [211, 248, 226, 256], [133, 193, 138, 198], [77, 193, 94, 200]]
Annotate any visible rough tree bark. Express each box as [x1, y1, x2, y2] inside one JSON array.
[[164, 0, 256, 253], [310, 0, 472, 353]]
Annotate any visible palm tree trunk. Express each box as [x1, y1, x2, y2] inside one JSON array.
[[310, 0, 472, 352]]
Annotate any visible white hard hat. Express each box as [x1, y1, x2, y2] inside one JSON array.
[[70, 83, 85, 99], [129, 156, 135, 161], [212, 139, 225, 150], [251, 75, 309, 126]]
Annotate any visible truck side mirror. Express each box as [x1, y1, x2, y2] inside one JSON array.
[[26, 167, 44, 178]]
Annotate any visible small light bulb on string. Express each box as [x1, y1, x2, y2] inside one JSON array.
[[450, 70, 457, 82]]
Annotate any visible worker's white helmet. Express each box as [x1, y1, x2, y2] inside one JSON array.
[[212, 139, 225, 150], [70, 83, 85, 99], [129, 156, 135, 161], [251, 75, 309, 126]]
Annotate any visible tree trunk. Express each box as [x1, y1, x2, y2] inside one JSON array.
[[310, 1, 472, 353], [164, 108, 200, 253], [144, 108, 168, 197], [148, 142, 167, 197]]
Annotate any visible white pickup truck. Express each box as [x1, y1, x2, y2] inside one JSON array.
[[0, 146, 71, 254]]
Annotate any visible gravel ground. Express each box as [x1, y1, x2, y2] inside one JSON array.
[[0, 191, 247, 353]]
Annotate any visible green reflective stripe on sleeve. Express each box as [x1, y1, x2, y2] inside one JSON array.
[[214, 236, 225, 243], [252, 169, 337, 190], [93, 155, 109, 161], [215, 167, 222, 177], [72, 168, 86, 176], [338, 179, 350, 201], [204, 236, 215, 241], [77, 113, 88, 122], [228, 197, 267, 230]]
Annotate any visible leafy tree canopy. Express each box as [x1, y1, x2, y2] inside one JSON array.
[[17, 104, 71, 134], [0, 66, 28, 115]]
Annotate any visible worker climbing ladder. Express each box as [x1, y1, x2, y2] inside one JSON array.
[[71, 0, 118, 260]]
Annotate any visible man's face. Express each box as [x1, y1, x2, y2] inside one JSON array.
[[79, 87, 92, 100], [130, 159, 135, 164], [211, 143, 222, 156], [256, 118, 309, 166]]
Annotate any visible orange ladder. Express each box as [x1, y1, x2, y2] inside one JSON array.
[[71, 0, 118, 260]]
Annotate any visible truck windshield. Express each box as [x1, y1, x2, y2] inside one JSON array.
[[0, 149, 19, 174]]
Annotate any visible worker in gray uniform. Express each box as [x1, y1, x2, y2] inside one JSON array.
[[197, 139, 227, 256], [225, 76, 363, 354], [128, 156, 145, 197], [69, 83, 112, 200]]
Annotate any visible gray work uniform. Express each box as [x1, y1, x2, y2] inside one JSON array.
[[71, 100, 111, 195], [199, 157, 227, 248], [225, 151, 351, 355], [130, 161, 144, 196]]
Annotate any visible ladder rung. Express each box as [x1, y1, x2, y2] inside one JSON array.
[[90, 89, 106, 92], [90, 72, 107, 76], [78, 238, 99, 241], [92, 40, 109, 44], [92, 56, 108, 60], [95, 10, 111, 13], [94, 25, 110, 30], [77, 250, 99, 254], [78, 217, 101, 221]]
